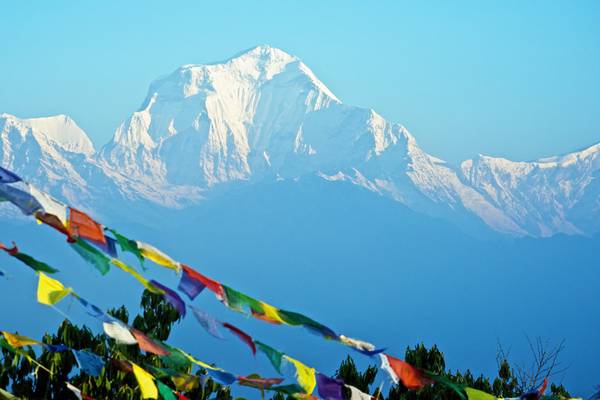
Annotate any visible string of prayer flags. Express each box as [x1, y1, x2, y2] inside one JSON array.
[[149, 280, 186, 317], [1, 331, 41, 348], [102, 319, 138, 345], [73, 350, 105, 377], [379, 353, 432, 390], [189, 306, 224, 339], [283, 355, 317, 394], [67, 208, 106, 245], [222, 322, 256, 355], [37, 272, 72, 305], [106, 229, 144, 267], [0, 166, 21, 183], [70, 238, 111, 275], [0, 242, 59, 274], [131, 329, 170, 356], [137, 242, 180, 272], [255, 341, 285, 374], [316, 373, 344, 400], [131, 362, 159, 399]]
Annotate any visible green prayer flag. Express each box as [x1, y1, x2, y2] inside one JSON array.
[[159, 344, 192, 370], [428, 373, 467, 400], [255, 340, 285, 374], [12, 252, 59, 274], [222, 285, 262, 314], [70, 238, 111, 275], [107, 228, 145, 267], [156, 380, 177, 400]]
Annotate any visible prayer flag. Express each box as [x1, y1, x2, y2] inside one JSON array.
[[339, 335, 378, 354], [27, 185, 68, 228], [179, 264, 224, 299], [284, 355, 316, 394], [0, 166, 21, 183], [0, 182, 41, 215], [178, 265, 206, 300], [74, 350, 104, 377], [206, 369, 237, 385], [0, 243, 59, 274], [170, 374, 199, 392], [190, 306, 224, 339], [222, 285, 262, 314], [37, 272, 72, 305], [252, 301, 285, 324], [149, 280, 186, 317], [136, 242, 180, 271], [65, 382, 83, 400], [71, 238, 111, 275], [107, 229, 144, 266], [465, 388, 496, 400], [131, 329, 170, 356], [68, 208, 106, 245], [316, 373, 344, 400], [238, 376, 284, 390], [91, 236, 118, 258], [102, 319, 137, 345], [45, 344, 69, 352], [1, 332, 40, 348], [156, 381, 177, 400], [132, 362, 158, 399], [379, 354, 432, 390], [74, 296, 112, 322], [255, 340, 285, 374], [347, 385, 373, 400], [222, 322, 256, 354], [277, 309, 337, 339]]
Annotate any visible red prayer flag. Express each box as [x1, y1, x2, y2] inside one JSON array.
[[68, 208, 106, 245], [181, 264, 225, 300], [131, 329, 170, 356], [222, 322, 256, 355], [381, 354, 432, 390]]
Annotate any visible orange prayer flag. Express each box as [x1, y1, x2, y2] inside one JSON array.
[[68, 208, 106, 245]]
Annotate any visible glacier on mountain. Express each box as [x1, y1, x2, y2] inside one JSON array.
[[1, 45, 598, 237]]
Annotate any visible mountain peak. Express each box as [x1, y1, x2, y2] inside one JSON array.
[[0, 113, 94, 155]]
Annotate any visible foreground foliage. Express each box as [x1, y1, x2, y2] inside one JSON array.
[[0, 291, 571, 399]]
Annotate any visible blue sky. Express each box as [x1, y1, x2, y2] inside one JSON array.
[[1, 0, 598, 163]]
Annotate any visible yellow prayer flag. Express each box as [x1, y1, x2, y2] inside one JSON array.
[[260, 302, 285, 324], [171, 374, 199, 392], [465, 388, 497, 400], [37, 273, 72, 305], [136, 242, 181, 272], [111, 259, 164, 295], [131, 362, 158, 399], [283, 355, 316, 394], [1, 332, 40, 348]]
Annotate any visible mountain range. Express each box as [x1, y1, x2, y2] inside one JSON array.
[[1, 45, 598, 237]]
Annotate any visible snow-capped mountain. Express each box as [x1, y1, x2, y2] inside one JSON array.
[[1, 45, 598, 237]]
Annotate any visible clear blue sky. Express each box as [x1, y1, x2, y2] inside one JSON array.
[[1, 0, 598, 163]]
